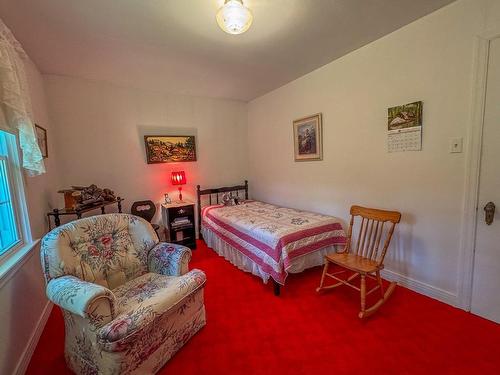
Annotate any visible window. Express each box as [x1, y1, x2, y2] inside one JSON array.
[[0, 130, 27, 256]]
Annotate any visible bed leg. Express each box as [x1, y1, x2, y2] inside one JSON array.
[[273, 281, 281, 296]]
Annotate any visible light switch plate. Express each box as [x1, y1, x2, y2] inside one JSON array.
[[450, 137, 463, 153]]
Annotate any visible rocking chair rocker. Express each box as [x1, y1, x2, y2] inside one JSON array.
[[317, 205, 401, 318]]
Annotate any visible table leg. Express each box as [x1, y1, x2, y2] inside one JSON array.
[[53, 209, 61, 227]]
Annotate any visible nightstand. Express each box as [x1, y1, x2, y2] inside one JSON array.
[[161, 201, 196, 249]]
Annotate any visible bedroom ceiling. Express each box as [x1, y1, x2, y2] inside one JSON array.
[[0, 0, 455, 101]]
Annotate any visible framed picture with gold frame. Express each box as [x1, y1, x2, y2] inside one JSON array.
[[144, 135, 197, 164], [293, 113, 322, 161]]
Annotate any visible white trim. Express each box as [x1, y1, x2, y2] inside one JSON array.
[[456, 36, 489, 310], [457, 27, 500, 310], [0, 239, 40, 289], [481, 26, 500, 41], [0, 130, 32, 261], [381, 269, 458, 307], [13, 300, 53, 375], [9, 131, 32, 244]]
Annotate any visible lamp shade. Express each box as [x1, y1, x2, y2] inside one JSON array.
[[216, 0, 253, 35], [171, 171, 186, 186]]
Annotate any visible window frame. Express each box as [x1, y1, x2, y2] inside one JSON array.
[[0, 129, 32, 262], [0, 154, 21, 254]]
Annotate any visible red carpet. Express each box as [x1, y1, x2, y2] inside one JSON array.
[[27, 240, 500, 375]]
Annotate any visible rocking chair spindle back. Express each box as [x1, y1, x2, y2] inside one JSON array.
[[317, 205, 401, 318]]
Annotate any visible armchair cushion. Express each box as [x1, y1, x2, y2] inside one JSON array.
[[148, 243, 191, 276], [47, 275, 116, 327], [41, 214, 158, 289], [97, 269, 206, 351]]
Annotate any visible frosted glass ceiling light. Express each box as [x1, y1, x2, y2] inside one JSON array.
[[216, 0, 253, 35]]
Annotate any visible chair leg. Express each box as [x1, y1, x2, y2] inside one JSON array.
[[376, 270, 384, 298], [316, 259, 329, 292], [359, 274, 366, 318], [359, 282, 397, 319]]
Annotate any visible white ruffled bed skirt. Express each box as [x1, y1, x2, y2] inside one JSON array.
[[201, 227, 339, 285]]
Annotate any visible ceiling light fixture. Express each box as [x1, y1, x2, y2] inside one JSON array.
[[216, 0, 253, 35]]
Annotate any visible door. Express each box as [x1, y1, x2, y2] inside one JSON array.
[[471, 37, 500, 323]]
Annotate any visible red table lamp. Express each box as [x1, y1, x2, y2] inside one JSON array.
[[171, 171, 186, 201]]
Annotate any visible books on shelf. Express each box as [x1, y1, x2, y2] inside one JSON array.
[[171, 216, 192, 228]]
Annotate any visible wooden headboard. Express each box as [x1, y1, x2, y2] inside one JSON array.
[[196, 180, 248, 238]]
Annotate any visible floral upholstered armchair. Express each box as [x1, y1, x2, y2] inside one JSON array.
[[41, 213, 206, 375]]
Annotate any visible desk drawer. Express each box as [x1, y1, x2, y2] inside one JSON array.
[[168, 204, 194, 218]]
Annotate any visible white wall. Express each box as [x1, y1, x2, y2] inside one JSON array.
[[485, 0, 500, 31], [247, 0, 498, 305], [0, 59, 59, 375], [44, 75, 248, 228]]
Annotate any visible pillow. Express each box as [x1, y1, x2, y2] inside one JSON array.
[[221, 193, 236, 206]]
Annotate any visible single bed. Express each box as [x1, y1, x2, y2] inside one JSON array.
[[196, 181, 347, 295]]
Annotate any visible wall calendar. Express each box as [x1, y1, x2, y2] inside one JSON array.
[[387, 101, 423, 153]]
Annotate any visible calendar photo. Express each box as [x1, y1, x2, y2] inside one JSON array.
[[388, 101, 422, 131]]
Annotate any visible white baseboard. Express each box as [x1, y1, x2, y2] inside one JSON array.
[[381, 268, 459, 307], [14, 300, 53, 375]]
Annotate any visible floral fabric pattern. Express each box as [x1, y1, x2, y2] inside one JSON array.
[[40, 213, 207, 375], [41, 214, 158, 289], [99, 270, 206, 345], [202, 201, 346, 284], [148, 242, 191, 276], [47, 275, 115, 327], [202, 201, 345, 249]]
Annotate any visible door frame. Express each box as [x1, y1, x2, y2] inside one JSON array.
[[458, 26, 500, 310]]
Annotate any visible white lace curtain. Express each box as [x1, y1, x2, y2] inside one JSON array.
[[0, 19, 45, 175]]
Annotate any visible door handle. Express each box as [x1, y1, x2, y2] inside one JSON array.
[[484, 202, 495, 225]]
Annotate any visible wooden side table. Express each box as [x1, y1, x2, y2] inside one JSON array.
[[47, 198, 124, 229], [161, 201, 196, 249]]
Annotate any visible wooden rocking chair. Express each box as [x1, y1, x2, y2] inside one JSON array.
[[317, 205, 401, 318]]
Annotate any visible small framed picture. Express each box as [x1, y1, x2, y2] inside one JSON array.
[[35, 124, 48, 158], [293, 113, 323, 161]]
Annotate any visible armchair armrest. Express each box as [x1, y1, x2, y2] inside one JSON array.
[[47, 275, 116, 327], [148, 242, 191, 276]]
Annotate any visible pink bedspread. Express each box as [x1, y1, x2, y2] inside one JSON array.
[[202, 201, 346, 284]]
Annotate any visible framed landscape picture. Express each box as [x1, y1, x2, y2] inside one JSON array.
[[35, 124, 48, 158], [293, 113, 323, 161], [144, 135, 197, 164]]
